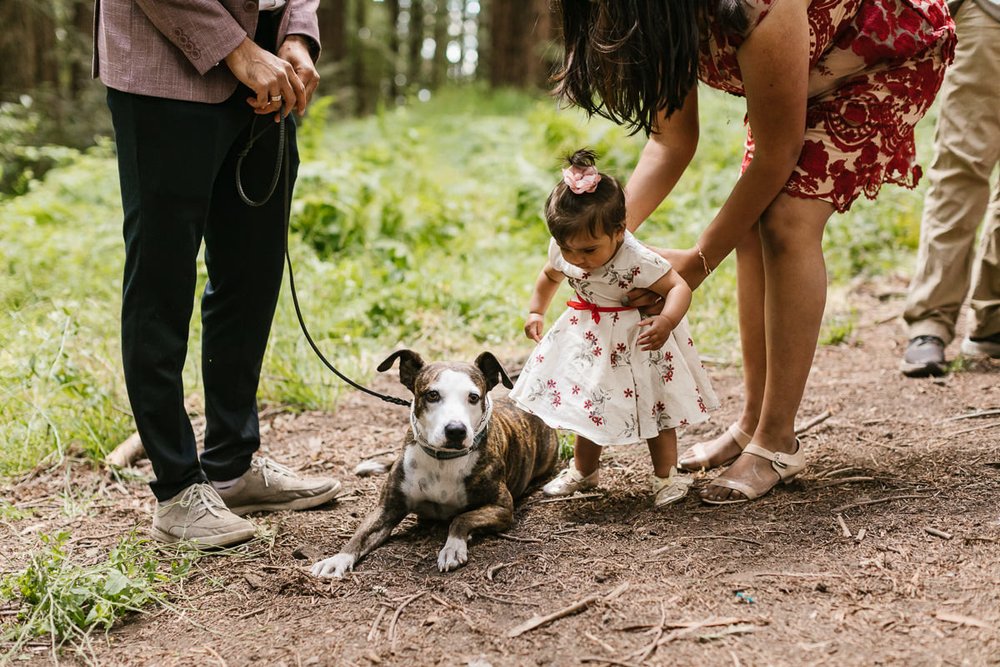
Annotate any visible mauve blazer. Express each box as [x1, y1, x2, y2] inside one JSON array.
[[93, 0, 321, 103]]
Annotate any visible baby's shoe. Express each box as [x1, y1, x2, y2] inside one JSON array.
[[651, 467, 692, 507], [542, 458, 599, 497]]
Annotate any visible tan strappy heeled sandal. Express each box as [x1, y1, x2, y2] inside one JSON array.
[[700, 439, 806, 505], [678, 422, 753, 472]]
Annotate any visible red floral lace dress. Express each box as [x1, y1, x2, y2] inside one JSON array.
[[698, 0, 956, 212]]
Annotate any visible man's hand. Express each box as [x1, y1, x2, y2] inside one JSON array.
[[637, 313, 677, 351], [277, 36, 320, 115], [224, 37, 305, 120], [524, 313, 545, 342]]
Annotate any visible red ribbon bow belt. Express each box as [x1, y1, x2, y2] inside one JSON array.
[[566, 295, 636, 324]]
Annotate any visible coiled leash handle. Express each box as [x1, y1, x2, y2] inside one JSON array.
[[236, 115, 286, 207], [236, 112, 411, 407]]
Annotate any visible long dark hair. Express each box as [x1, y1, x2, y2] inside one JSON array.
[[553, 0, 748, 135], [545, 149, 626, 246]]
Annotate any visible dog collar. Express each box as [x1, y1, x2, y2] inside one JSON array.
[[410, 397, 492, 460]]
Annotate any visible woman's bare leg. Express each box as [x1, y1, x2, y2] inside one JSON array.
[[701, 194, 834, 502], [680, 224, 766, 469]]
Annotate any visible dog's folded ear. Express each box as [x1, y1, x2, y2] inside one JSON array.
[[378, 349, 425, 392], [475, 352, 513, 391]]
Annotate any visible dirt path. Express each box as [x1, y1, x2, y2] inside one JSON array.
[[5, 280, 999, 666]]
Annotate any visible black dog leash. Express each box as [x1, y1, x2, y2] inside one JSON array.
[[236, 113, 411, 408]]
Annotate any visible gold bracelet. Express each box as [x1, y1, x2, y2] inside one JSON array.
[[695, 244, 713, 276]]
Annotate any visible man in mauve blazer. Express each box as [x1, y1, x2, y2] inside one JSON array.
[[94, 0, 341, 548]]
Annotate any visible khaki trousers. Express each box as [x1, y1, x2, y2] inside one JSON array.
[[903, 0, 1000, 344]]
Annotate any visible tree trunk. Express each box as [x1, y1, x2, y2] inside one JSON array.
[[351, 0, 368, 114], [317, 0, 347, 64], [407, 0, 426, 90], [69, 0, 95, 99], [386, 0, 400, 100], [0, 0, 59, 95], [487, 0, 555, 89], [430, 0, 448, 89]]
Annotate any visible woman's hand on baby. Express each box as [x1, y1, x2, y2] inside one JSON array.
[[623, 287, 665, 314], [658, 247, 706, 291], [524, 313, 545, 342], [637, 313, 676, 351]]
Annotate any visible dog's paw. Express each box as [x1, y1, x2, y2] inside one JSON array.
[[437, 536, 468, 572], [311, 553, 355, 579]]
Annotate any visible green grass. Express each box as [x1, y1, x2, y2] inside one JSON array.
[[0, 86, 936, 480], [0, 531, 196, 659]]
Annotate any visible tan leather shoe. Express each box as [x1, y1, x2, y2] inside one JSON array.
[[701, 438, 806, 505], [651, 467, 692, 507], [541, 458, 599, 497], [678, 422, 753, 472], [151, 483, 256, 547], [216, 458, 342, 516]]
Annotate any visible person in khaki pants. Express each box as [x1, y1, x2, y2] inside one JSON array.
[[901, 0, 1000, 377]]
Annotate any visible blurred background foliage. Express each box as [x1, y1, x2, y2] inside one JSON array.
[[0, 0, 556, 194]]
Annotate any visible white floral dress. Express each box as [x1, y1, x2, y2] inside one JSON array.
[[510, 232, 719, 446]]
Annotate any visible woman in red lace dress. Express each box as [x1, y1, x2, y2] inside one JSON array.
[[554, 0, 954, 503]]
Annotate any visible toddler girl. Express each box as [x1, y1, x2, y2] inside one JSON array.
[[509, 149, 719, 506]]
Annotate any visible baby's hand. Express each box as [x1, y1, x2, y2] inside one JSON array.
[[637, 314, 676, 351], [524, 313, 545, 342]]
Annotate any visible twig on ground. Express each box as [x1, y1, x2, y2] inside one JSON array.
[[836, 514, 852, 538], [507, 593, 601, 637], [429, 594, 456, 609], [367, 606, 387, 642], [538, 492, 603, 504], [935, 611, 994, 630], [942, 408, 1000, 422], [235, 605, 268, 620], [923, 527, 953, 540], [507, 583, 628, 638], [475, 591, 536, 606], [201, 645, 228, 667], [583, 630, 616, 654], [497, 533, 543, 543], [579, 657, 641, 667], [742, 572, 843, 579], [627, 602, 666, 663], [814, 476, 876, 489], [361, 448, 397, 459], [816, 466, 865, 478], [698, 623, 758, 641], [946, 420, 1000, 438], [650, 535, 762, 555], [486, 562, 514, 582], [648, 617, 763, 651], [832, 494, 931, 514], [795, 410, 832, 435], [387, 592, 424, 647]]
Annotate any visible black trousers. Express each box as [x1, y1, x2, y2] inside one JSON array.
[[106, 18, 299, 502]]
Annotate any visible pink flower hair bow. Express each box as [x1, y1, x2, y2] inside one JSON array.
[[562, 165, 601, 194]]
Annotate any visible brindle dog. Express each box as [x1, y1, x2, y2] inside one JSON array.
[[311, 350, 558, 577]]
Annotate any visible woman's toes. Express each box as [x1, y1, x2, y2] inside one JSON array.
[[700, 484, 726, 502]]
